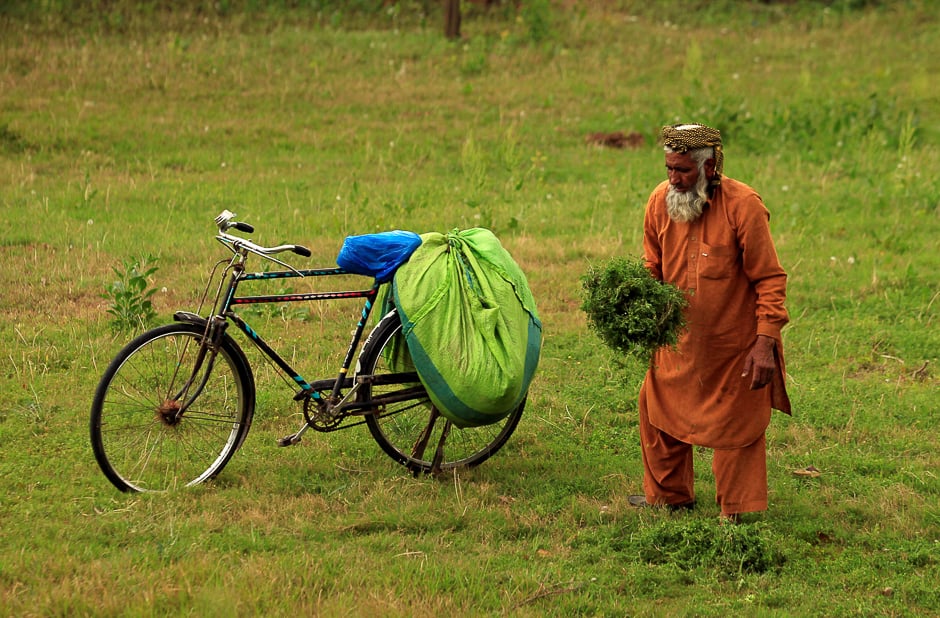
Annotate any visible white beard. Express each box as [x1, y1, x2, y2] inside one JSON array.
[[665, 171, 710, 223]]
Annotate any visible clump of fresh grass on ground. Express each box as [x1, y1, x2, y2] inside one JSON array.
[[580, 256, 687, 359], [637, 519, 785, 578]]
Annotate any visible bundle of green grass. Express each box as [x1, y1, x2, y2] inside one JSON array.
[[580, 257, 687, 359]]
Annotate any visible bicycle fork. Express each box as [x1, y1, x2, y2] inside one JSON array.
[[160, 316, 228, 425]]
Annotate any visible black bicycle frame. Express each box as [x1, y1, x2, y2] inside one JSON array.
[[222, 263, 382, 407]]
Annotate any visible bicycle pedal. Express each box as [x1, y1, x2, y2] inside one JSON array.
[[277, 434, 302, 447]]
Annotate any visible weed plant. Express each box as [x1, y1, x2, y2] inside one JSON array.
[[0, 1, 938, 616], [102, 254, 160, 331]]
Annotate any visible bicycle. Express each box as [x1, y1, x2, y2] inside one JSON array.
[[90, 210, 526, 492]]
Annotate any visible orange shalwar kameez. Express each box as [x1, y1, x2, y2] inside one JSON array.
[[640, 177, 790, 515]]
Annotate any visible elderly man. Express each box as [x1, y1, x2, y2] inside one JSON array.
[[630, 123, 791, 521]]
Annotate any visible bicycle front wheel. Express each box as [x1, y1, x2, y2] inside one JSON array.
[[90, 322, 255, 492], [360, 311, 525, 474]]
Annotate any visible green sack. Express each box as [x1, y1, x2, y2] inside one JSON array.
[[391, 228, 542, 428]]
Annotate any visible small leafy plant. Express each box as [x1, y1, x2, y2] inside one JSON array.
[[580, 256, 687, 359], [103, 254, 160, 331]]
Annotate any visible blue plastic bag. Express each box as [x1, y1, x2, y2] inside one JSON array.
[[336, 230, 422, 282]]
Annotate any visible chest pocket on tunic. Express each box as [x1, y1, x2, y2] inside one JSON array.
[[698, 244, 739, 279]]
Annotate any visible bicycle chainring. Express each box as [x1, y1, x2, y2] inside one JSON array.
[[302, 393, 344, 431]]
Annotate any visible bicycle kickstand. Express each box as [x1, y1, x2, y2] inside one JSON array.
[[430, 418, 453, 476]]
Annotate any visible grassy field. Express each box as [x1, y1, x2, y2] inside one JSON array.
[[1, 1, 938, 615]]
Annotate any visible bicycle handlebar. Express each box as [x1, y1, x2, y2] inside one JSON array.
[[232, 221, 255, 234], [214, 210, 311, 264]]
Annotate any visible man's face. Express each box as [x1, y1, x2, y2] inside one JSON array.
[[665, 151, 702, 192], [664, 151, 714, 223]]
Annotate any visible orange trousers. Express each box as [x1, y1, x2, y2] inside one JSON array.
[[639, 403, 768, 516]]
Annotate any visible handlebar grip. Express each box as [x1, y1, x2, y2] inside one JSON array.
[[293, 245, 312, 258], [233, 221, 255, 233]]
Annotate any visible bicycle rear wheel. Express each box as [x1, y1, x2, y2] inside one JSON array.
[[90, 322, 255, 492], [360, 311, 525, 474]]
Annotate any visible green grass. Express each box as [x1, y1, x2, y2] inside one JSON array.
[[1, 1, 939, 616]]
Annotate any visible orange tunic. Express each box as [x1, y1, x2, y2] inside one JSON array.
[[642, 177, 790, 449]]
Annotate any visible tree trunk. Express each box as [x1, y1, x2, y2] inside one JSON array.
[[444, 0, 461, 40]]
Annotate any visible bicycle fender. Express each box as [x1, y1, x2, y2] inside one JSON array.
[[359, 310, 399, 356], [173, 311, 207, 326]]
